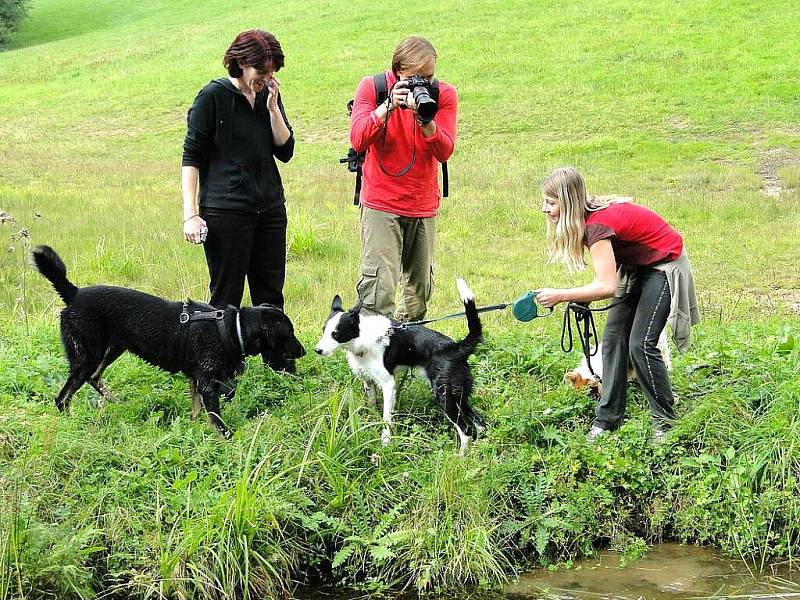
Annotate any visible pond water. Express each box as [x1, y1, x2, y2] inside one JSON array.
[[506, 544, 799, 599], [300, 544, 800, 600]]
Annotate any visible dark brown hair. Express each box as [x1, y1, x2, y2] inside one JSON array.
[[223, 30, 285, 77]]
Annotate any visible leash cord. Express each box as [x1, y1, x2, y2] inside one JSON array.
[[561, 298, 628, 379], [394, 302, 511, 329]]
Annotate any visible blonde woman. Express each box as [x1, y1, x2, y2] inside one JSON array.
[[535, 167, 699, 442]]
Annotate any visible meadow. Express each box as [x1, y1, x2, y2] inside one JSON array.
[[1, 0, 799, 598]]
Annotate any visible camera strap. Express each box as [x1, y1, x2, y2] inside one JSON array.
[[375, 73, 417, 179]]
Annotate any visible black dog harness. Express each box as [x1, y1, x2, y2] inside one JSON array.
[[179, 302, 245, 358]]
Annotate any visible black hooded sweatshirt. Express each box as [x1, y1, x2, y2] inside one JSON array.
[[181, 78, 295, 213]]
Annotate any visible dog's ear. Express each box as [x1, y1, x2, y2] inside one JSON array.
[[331, 295, 343, 312], [564, 370, 588, 389], [350, 297, 364, 313]]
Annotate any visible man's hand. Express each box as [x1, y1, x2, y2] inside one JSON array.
[[388, 80, 412, 111]]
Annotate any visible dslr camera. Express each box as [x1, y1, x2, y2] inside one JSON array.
[[401, 75, 438, 125]]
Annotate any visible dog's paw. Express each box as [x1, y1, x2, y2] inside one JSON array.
[[458, 438, 470, 457], [210, 419, 233, 440]]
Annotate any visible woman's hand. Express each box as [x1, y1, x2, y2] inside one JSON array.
[[535, 288, 566, 308], [183, 215, 207, 245], [266, 77, 280, 112]]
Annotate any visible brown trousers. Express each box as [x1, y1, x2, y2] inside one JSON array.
[[357, 205, 436, 322]]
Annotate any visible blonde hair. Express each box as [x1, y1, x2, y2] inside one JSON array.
[[391, 36, 437, 74], [541, 167, 631, 273]]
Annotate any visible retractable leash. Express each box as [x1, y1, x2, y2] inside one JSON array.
[[390, 291, 552, 397], [389, 288, 627, 384], [392, 290, 553, 330]]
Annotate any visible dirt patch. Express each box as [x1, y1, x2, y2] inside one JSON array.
[[755, 289, 800, 316], [757, 147, 799, 196], [666, 115, 691, 130], [776, 125, 800, 136], [296, 120, 349, 145]]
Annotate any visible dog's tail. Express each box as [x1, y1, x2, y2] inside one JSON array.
[[31, 245, 78, 304], [454, 277, 482, 359]]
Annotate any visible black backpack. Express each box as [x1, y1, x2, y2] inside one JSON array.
[[341, 72, 449, 205]]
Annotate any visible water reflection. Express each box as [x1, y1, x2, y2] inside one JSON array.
[[507, 544, 799, 599]]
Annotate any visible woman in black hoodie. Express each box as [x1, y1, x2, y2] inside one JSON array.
[[181, 29, 297, 372]]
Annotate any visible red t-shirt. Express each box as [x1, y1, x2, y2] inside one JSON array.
[[349, 71, 457, 217], [584, 202, 683, 266]]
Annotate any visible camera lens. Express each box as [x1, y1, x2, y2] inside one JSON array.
[[414, 88, 437, 124], [408, 77, 438, 124]]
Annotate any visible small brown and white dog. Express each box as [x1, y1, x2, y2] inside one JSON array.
[[564, 331, 672, 397]]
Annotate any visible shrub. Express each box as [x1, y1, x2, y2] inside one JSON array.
[[0, 0, 30, 49]]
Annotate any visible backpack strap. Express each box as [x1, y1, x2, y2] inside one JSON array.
[[428, 79, 448, 198], [351, 73, 390, 205], [373, 72, 389, 108]]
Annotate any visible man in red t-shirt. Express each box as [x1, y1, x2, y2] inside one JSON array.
[[349, 36, 457, 321]]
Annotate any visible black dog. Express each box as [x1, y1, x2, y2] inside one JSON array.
[[32, 245, 305, 437]]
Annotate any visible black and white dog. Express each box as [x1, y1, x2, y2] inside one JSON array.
[[315, 278, 485, 455], [32, 245, 305, 437]]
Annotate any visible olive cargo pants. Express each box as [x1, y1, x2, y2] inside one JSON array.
[[357, 205, 436, 322]]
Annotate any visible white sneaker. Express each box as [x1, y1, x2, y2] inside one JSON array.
[[652, 426, 669, 444], [586, 425, 609, 443]]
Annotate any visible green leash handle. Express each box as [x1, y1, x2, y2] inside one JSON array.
[[511, 290, 553, 322]]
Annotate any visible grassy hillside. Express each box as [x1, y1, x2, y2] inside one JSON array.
[[1, 0, 800, 598], [2, 0, 799, 318]]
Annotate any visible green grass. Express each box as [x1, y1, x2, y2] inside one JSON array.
[[1, 0, 800, 597]]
